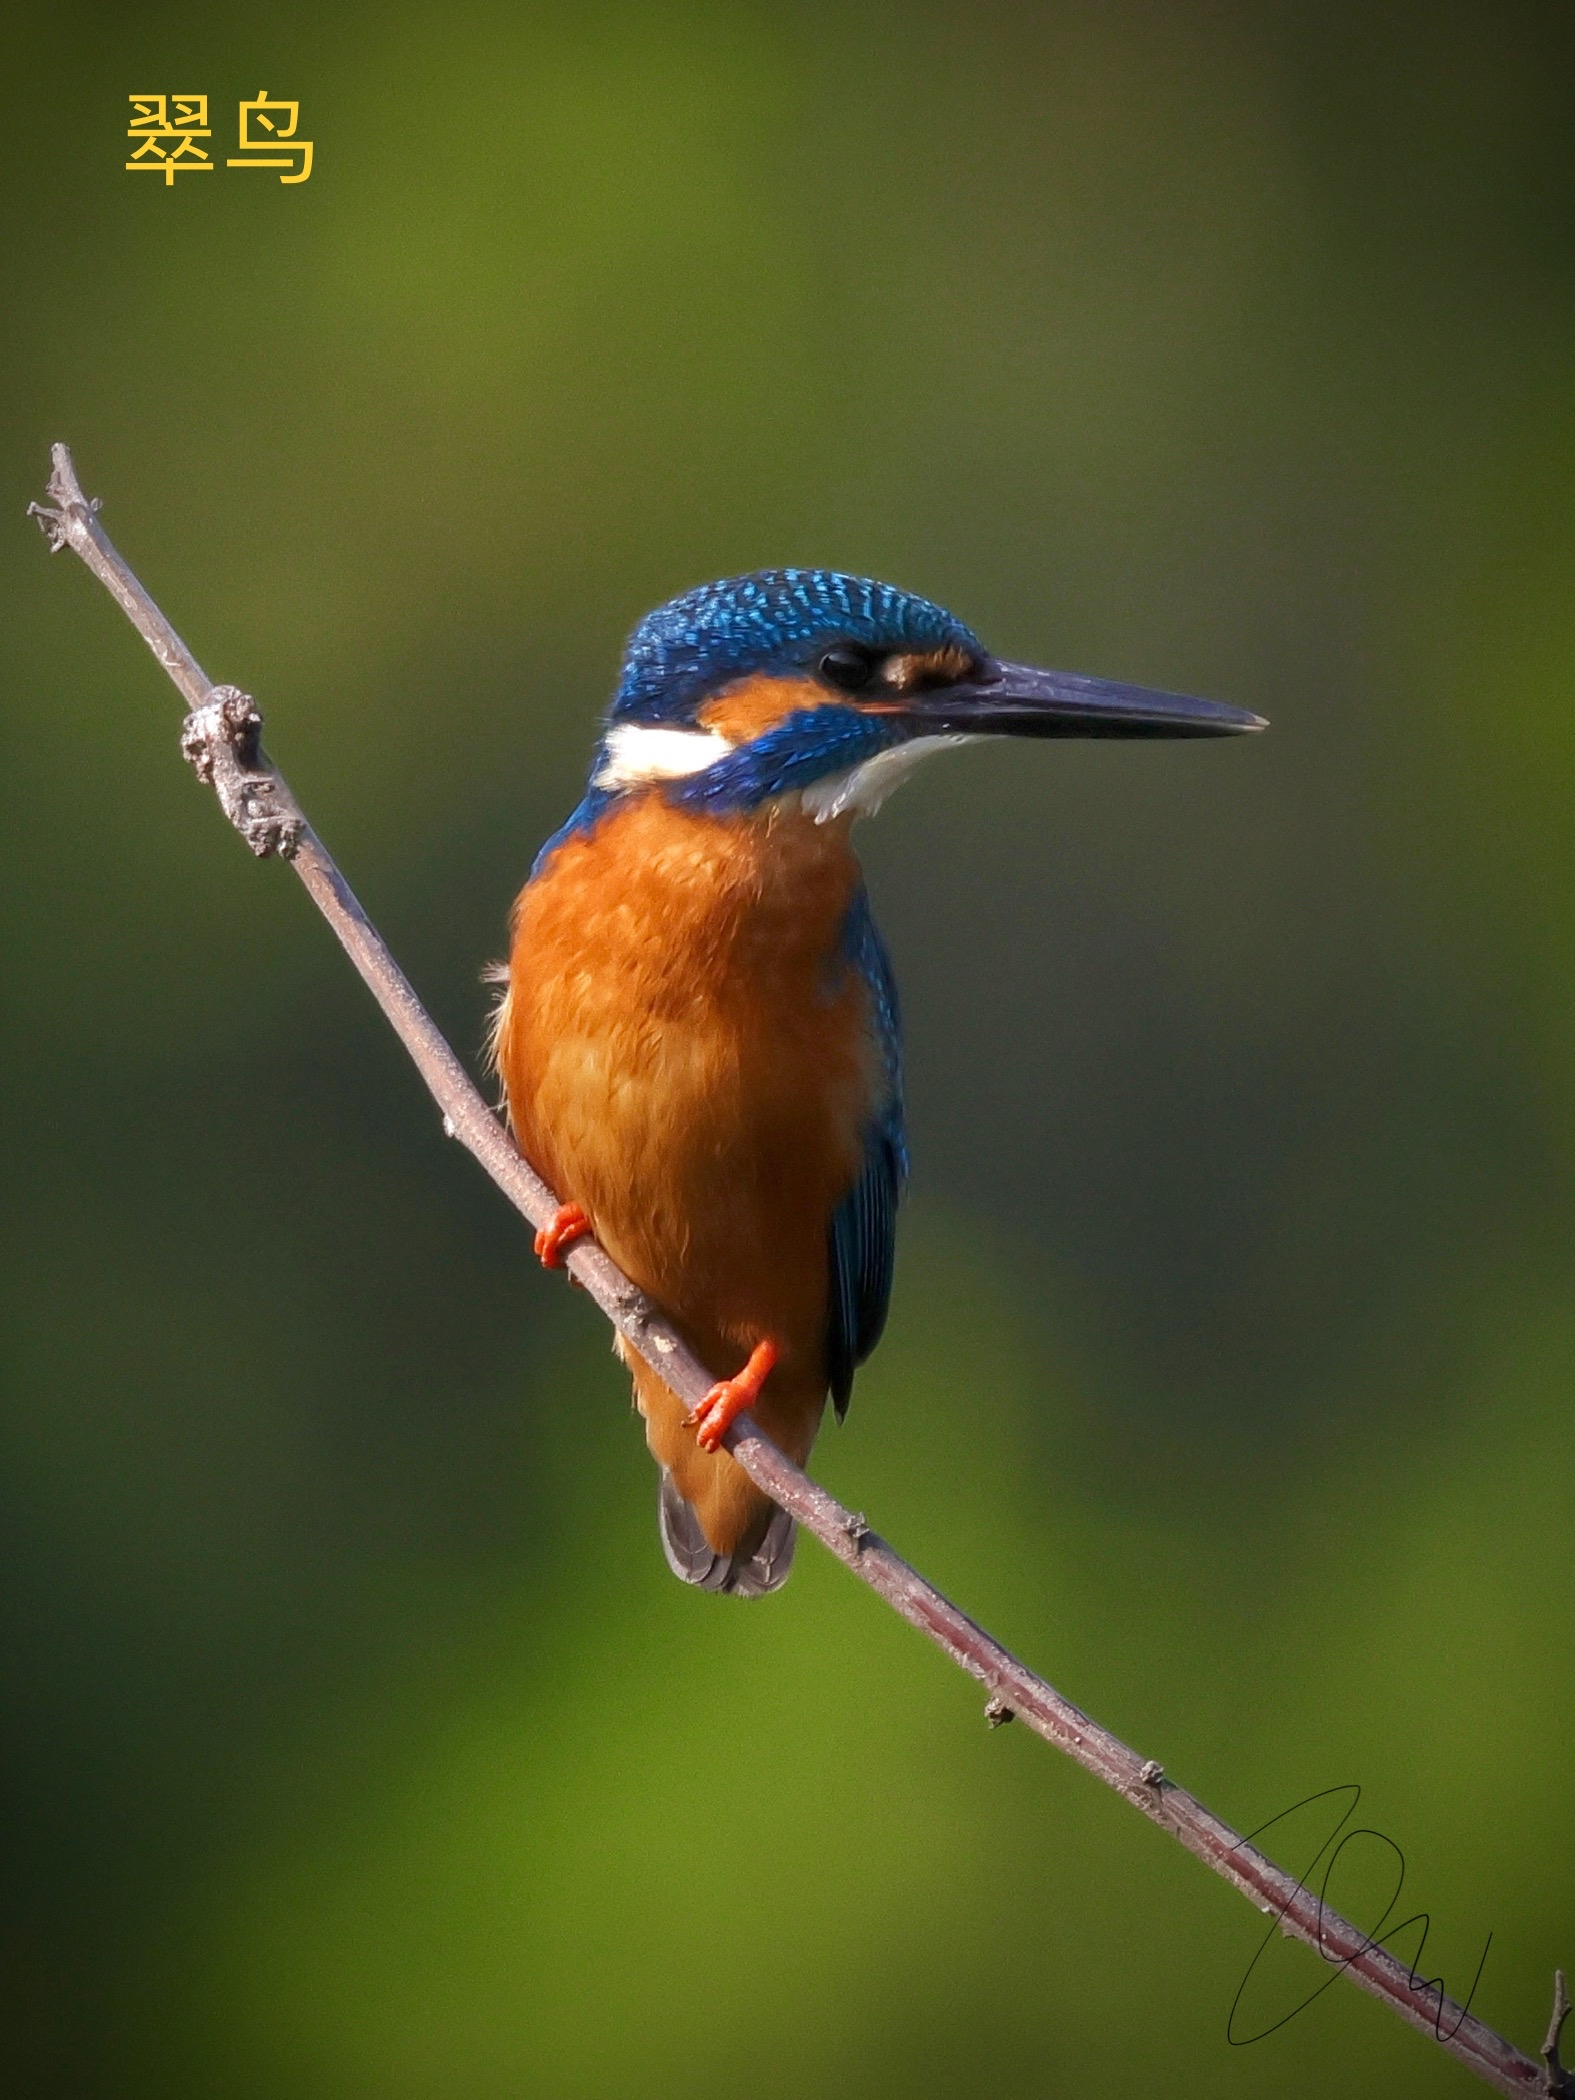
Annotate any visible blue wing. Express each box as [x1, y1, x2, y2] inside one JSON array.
[[827, 890, 908, 1418]]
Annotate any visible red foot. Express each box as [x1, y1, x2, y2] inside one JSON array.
[[534, 1201, 592, 1270], [685, 1338, 779, 1452]]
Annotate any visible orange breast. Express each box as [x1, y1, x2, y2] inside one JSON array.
[[495, 790, 877, 1405]]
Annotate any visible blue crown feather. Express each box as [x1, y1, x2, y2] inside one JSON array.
[[612, 568, 983, 723]]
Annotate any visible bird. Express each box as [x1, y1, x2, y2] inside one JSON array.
[[492, 570, 1262, 1597]]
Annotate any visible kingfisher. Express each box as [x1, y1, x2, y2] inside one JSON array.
[[493, 570, 1261, 1596]]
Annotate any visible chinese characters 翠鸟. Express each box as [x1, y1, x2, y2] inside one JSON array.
[[127, 93, 312, 185]]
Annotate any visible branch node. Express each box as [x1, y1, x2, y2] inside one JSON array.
[[842, 1510, 871, 1548], [26, 500, 69, 552], [27, 447, 100, 554], [1139, 1759, 1165, 1786], [984, 1695, 1015, 1728], [180, 687, 303, 859], [1544, 1970, 1575, 2097]]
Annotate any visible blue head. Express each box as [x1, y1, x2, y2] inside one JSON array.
[[611, 570, 984, 725], [596, 569, 1000, 822], [547, 567, 1260, 854]]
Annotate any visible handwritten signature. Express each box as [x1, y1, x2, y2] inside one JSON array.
[[1227, 1784, 1493, 2046]]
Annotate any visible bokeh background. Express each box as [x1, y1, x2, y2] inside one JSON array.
[[3, 4, 1574, 2094]]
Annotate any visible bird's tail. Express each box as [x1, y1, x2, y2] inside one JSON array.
[[658, 1472, 796, 1598]]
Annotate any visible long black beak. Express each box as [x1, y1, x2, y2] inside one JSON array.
[[898, 659, 1265, 739]]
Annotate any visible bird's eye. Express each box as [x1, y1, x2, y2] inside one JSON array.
[[818, 643, 879, 692]]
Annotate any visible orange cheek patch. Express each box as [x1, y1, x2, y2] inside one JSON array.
[[696, 674, 833, 742]]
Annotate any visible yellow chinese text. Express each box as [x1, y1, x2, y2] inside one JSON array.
[[126, 94, 213, 184], [226, 92, 313, 184]]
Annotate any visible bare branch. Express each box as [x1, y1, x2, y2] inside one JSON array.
[[33, 442, 1559, 2098], [1545, 1972, 1574, 2097]]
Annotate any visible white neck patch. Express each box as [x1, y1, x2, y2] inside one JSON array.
[[801, 734, 975, 823], [593, 722, 733, 791]]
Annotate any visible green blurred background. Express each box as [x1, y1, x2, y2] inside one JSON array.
[[3, 4, 1574, 2094]]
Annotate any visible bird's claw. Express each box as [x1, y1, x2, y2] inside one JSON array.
[[685, 1338, 779, 1451], [534, 1201, 592, 1269]]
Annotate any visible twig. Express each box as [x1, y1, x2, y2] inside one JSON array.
[[31, 443, 1561, 2098], [1545, 1972, 1575, 2097]]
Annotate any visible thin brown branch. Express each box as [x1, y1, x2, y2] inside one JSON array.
[[1545, 1972, 1574, 2097], [31, 442, 1560, 2099]]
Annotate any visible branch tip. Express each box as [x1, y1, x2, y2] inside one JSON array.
[[1544, 1971, 1574, 2097], [32, 444, 93, 543]]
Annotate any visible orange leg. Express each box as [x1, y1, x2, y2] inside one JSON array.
[[534, 1201, 592, 1269], [685, 1338, 779, 1452]]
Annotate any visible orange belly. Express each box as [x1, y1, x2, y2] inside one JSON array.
[[494, 789, 877, 1557]]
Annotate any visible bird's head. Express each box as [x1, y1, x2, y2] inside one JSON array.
[[589, 569, 1262, 823]]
